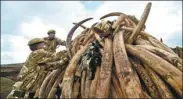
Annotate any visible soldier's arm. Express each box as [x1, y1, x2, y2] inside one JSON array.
[[56, 37, 66, 46], [35, 49, 62, 64], [16, 50, 62, 80], [17, 64, 28, 80], [44, 56, 69, 71], [36, 49, 69, 71]]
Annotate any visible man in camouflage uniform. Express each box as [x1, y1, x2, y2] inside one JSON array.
[[7, 38, 68, 98], [43, 29, 66, 53]]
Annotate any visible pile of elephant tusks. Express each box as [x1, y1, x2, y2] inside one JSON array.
[[36, 2, 183, 98]]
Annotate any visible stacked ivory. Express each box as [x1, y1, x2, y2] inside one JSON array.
[[37, 2, 182, 98]]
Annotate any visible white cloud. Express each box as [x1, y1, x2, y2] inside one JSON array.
[[143, 1, 182, 39], [21, 17, 69, 52], [93, 1, 182, 40], [21, 17, 67, 40], [1, 34, 30, 64], [1, 52, 13, 64], [1, 51, 28, 64], [1, 1, 182, 64]]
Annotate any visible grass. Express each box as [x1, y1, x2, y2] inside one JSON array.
[[0, 77, 15, 93]]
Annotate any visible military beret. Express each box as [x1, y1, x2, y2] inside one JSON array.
[[28, 38, 44, 46], [47, 29, 56, 34]]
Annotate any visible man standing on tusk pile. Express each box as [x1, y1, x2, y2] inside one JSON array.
[[43, 29, 67, 98], [43, 29, 66, 53]]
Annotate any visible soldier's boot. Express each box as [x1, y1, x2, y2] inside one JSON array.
[[7, 90, 17, 98], [7, 90, 25, 99], [28, 92, 35, 98]]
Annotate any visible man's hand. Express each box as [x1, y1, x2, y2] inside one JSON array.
[[56, 37, 66, 46], [17, 75, 22, 81], [56, 50, 68, 59]]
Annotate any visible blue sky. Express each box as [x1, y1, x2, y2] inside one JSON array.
[[1, 1, 182, 64]]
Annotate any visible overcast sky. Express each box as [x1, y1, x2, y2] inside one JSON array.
[[1, 1, 182, 64]]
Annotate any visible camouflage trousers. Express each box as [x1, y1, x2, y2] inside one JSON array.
[[6, 81, 30, 98]]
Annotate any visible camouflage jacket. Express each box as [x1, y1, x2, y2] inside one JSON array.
[[43, 37, 66, 53], [16, 49, 68, 91]]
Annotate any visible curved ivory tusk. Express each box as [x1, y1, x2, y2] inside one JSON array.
[[66, 17, 93, 58], [127, 2, 152, 44], [100, 12, 124, 20], [72, 22, 87, 29], [91, 22, 99, 27]]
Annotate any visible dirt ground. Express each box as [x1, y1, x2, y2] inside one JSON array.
[[0, 66, 21, 98]]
